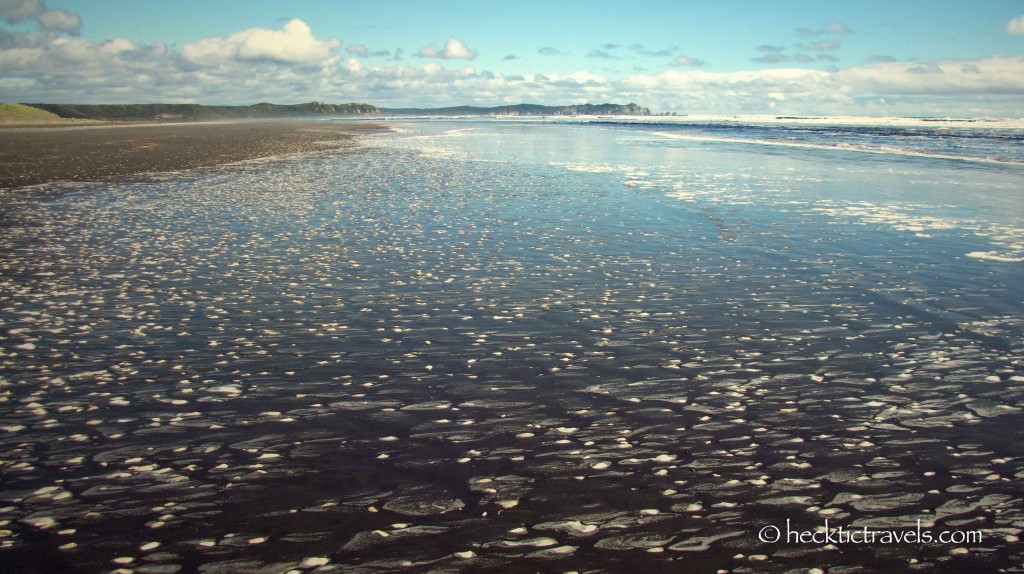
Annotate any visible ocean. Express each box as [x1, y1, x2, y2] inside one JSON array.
[[1, 118, 1023, 572]]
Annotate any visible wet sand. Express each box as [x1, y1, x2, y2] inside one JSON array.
[[2, 120, 1022, 572], [0, 120, 385, 189]]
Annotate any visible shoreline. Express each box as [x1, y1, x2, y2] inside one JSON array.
[[0, 119, 387, 190]]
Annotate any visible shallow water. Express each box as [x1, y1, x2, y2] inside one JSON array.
[[1, 120, 1023, 573]]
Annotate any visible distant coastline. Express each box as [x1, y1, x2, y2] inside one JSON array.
[[379, 102, 651, 117], [10, 101, 651, 122]]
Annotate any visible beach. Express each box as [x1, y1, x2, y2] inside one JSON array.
[[0, 120, 385, 190], [1, 118, 1022, 572]]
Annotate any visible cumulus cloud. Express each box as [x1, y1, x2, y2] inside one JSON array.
[[623, 67, 832, 95], [753, 51, 787, 64], [0, 0, 41, 23], [587, 48, 615, 59], [180, 19, 340, 66], [802, 39, 840, 52], [835, 56, 1024, 95], [345, 57, 365, 75], [586, 45, 622, 58], [1008, 14, 1024, 35], [37, 9, 79, 33], [346, 43, 367, 57], [620, 56, 1024, 115], [0, 0, 79, 34], [796, 20, 852, 36], [755, 41, 839, 65], [754, 45, 788, 62], [672, 55, 706, 67], [629, 44, 674, 57], [416, 37, 477, 60], [905, 62, 942, 75], [99, 38, 137, 55], [538, 46, 563, 56], [0, 12, 1022, 117]]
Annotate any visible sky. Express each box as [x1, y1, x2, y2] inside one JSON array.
[[2, 0, 1024, 116]]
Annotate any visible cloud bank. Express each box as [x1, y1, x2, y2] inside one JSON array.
[[1, 15, 1023, 117], [0, 0, 79, 34]]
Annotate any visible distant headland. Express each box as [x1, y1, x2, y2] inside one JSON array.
[[379, 103, 651, 117], [13, 101, 651, 122]]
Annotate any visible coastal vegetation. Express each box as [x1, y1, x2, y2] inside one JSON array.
[[0, 103, 63, 123], [20, 101, 380, 121]]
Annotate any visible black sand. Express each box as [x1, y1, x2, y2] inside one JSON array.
[[0, 120, 385, 189]]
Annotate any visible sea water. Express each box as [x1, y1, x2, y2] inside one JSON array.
[[1, 118, 1023, 572]]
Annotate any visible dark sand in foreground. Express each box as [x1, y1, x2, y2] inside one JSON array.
[[0, 120, 385, 189]]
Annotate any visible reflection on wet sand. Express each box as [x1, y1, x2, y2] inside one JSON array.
[[1, 121, 1022, 573]]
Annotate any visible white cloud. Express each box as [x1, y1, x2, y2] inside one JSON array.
[[834, 56, 1024, 95], [796, 20, 852, 36], [0, 0, 78, 34], [622, 68, 833, 99], [616, 57, 1024, 115], [416, 37, 477, 60], [672, 55, 706, 67], [180, 19, 340, 66], [558, 70, 608, 85], [0, 0, 42, 23], [823, 21, 851, 34], [802, 39, 840, 52], [0, 15, 1022, 117], [48, 35, 96, 63], [346, 57, 365, 75], [346, 43, 367, 57], [37, 9, 79, 33], [99, 38, 136, 55], [1008, 14, 1024, 35]]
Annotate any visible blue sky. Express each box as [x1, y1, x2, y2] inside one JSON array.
[[3, 0, 1024, 116]]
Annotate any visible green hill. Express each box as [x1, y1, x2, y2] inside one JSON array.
[[0, 103, 63, 122], [21, 102, 380, 121]]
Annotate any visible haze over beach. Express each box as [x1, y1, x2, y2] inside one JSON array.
[[2, 2, 1024, 574]]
